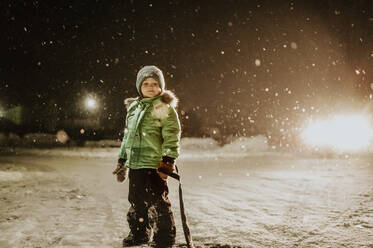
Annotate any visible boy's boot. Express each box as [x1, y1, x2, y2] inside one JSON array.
[[122, 232, 149, 247], [149, 240, 174, 248]]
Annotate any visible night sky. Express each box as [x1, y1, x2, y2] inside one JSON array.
[[1, 0, 372, 141]]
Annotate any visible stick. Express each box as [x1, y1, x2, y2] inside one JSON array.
[[158, 166, 195, 248]]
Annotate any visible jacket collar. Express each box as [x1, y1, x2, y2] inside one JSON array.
[[139, 95, 162, 104], [124, 90, 178, 109]]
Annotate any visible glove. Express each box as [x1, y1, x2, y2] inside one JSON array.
[[112, 163, 128, 182], [157, 156, 175, 180]]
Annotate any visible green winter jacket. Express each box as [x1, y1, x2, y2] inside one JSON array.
[[118, 91, 181, 169]]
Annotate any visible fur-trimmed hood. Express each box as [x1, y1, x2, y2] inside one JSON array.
[[124, 90, 179, 109]]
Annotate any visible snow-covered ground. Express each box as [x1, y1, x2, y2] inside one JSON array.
[[1, 138, 373, 247]]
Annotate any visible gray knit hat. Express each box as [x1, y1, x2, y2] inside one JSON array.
[[136, 65, 165, 96]]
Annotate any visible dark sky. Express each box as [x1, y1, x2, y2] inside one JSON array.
[[1, 0, 372, 139]]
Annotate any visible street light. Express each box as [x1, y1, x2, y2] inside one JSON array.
[[81, 94, 101, 131], [85, 96, 97, 111]]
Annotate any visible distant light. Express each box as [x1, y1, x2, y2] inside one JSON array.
[[85, 97, 97, 110], [290, 42, 298, 49], [302, 115, 373, 151]]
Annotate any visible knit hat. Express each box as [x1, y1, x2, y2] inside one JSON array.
[[136, 65, 165, 96]]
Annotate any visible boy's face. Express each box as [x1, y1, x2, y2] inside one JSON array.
[[141, 77, 162, 98]]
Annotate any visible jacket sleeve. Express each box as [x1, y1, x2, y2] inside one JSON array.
[[117, 100, 138, 162], [161, 106, 181, 159], [117, 109, 130, 162], [117, 128, 128, 162]]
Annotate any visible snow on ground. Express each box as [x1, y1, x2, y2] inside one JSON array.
[[1, 138, 373, 247], [0, 136, 276, 159]]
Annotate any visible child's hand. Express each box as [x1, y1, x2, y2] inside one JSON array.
[[112, 163, 128, 182], [157, 161, 175, 180]]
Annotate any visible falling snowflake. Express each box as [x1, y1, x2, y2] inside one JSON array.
[[290, 42, 297, 49], [255, 59, 261, 66]]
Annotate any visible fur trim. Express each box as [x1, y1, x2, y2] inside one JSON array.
[[160, 90, 178, 108], [152, 102, 170, 120], [151, 90, 178, 120]]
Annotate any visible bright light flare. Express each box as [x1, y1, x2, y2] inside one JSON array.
[[85, 97, 97, 110], [302, 115, 373, 151]]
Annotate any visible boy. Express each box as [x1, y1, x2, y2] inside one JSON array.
[[113, 65, 181, 247]]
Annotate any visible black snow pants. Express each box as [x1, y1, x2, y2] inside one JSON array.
[[127, 168, 176, 245]]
